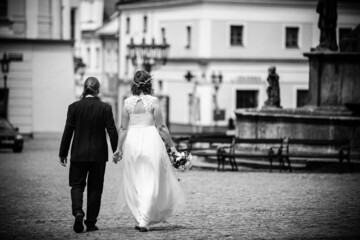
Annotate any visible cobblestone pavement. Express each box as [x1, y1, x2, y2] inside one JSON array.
[[0, 138, 360, 240]]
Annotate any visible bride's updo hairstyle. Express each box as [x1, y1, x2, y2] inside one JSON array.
[[81, 77, 100, 99], [131, 70, 152, 95]]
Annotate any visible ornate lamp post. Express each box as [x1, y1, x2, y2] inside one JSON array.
[[1, 53, 23, 89], [185, 71, 195, 124], [1, 54, 10, 89], [211, 71, 223, 128], [0, 53, 23, 118], [184, 70, 194, 83], [127, 37, 169, 73], [184, 70, 201, 133]]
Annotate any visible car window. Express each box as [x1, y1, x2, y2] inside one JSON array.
[[0, 119, 12, 130]]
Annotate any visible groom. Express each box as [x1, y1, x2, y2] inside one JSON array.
[[59, 77, 118, 233]]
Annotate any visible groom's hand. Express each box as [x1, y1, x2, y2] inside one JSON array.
[[113, 150, 122, 164], [59, 157, 67, 167]]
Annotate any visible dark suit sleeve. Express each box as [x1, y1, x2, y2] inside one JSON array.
[[105, 105, 118, 153], [59, 105, 75, 158]]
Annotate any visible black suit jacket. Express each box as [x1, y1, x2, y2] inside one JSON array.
[[59, 97, 118, 162]]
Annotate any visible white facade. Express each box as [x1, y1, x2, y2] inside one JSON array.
[[0, 0, 81, 135], [77, 0, 104, 94], [78, 0, 118, 118], [116, 0, 360, 130], [96, 13, 120, 121]]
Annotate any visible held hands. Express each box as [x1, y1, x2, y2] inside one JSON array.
[[113, 149, 123, 164]]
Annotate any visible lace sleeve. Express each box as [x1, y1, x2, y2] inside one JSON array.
[[124, 97, 132, 114], [150, 96, 158, 112]]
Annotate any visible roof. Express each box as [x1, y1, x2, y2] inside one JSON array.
[[95, 13, 119, 37], [116, 0, 360, 10], [116, 0, 317, 9], [104, 0, 119, 22]]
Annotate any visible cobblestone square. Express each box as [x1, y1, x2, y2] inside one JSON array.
[[0, 138, 359, 240]]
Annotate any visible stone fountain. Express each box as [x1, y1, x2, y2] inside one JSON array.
[[235, 0, 360, 148]]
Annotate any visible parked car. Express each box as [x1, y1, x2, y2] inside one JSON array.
[[0, 118, 23, 153]]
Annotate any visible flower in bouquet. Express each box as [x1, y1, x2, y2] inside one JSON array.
[[171, 151, 192, 172]]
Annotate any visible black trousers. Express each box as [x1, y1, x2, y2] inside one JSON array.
[[69, 161, 106, 226]]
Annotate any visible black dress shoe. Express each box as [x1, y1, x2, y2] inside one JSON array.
[[135, 225, 140, 230], [139, 227, 149, 232], [86, 226, 99, 232], [73, 213, 84, 233]]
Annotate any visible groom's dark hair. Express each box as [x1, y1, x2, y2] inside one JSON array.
[[81, 77, 100, 99]]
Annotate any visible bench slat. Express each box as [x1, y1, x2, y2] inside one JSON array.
[[288, 139, 350, 146], [188, 138, 233, 144], [234, 138, 283, 144]]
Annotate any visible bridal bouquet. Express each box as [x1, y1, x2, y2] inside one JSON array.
[[170, 151, 192, 172]]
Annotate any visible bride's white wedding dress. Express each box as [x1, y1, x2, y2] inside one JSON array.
[[115, 95, 185, 228]]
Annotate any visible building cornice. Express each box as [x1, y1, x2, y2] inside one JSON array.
[[167, 57, 308, 64], [0, 38, 74, 45], [117, 0, 201, 11], [116, 0, 318, 11]]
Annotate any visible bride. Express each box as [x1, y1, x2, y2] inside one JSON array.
[[113, 70, 185, 232]]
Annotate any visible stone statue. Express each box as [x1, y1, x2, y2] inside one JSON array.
[[264, 66, 281, 108], [315, 0, 338, 51]]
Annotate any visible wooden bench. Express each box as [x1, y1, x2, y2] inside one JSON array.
[[223, 138, 289, 172], [283, 138, 351, 171], [173, 134, 352, 172], [187, 136, 235, 171]]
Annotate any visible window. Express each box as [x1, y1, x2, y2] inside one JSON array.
[[296, 90, 308, 107], [161, 27, 166, 42], [339, 27, 352, 42], [87, 47, 91, 68], [70, 8, 76, 39], [143, 15, 147, 33], [109, 76, 117, 92], [0, 0, 7, 18], [95, 47, 100, 69], [125, 56, 129, 75], [230, 25, 243, 46], [236, 90, 258, 108], [285, 27, 299, 48], [185, 26, 191, 49], [126, 17, 130, 34]]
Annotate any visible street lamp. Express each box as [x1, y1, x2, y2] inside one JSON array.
[[127, 37, 170, 73], [184, 70, 194, 82], [184, 70, 201, 133], [1, 53, 23, 89], [0, 53, 23, 119], [211, 71, 223, 92], [211, 71, 223, 128]]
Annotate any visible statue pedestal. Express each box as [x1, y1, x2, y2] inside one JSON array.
[[304, 52, 360, 111], [235, 52, 360, 148]]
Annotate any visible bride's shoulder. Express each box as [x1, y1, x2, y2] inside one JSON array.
[[147, 95, 158, 104], [149, 95, 157, 100], [124, 96, 137, 107]]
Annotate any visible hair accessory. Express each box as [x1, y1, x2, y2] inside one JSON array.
[[133, 78, 152, 87]]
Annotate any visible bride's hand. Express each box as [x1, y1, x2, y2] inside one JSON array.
[[113, 149, 122, 164], [170, 147, 182, 161]]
